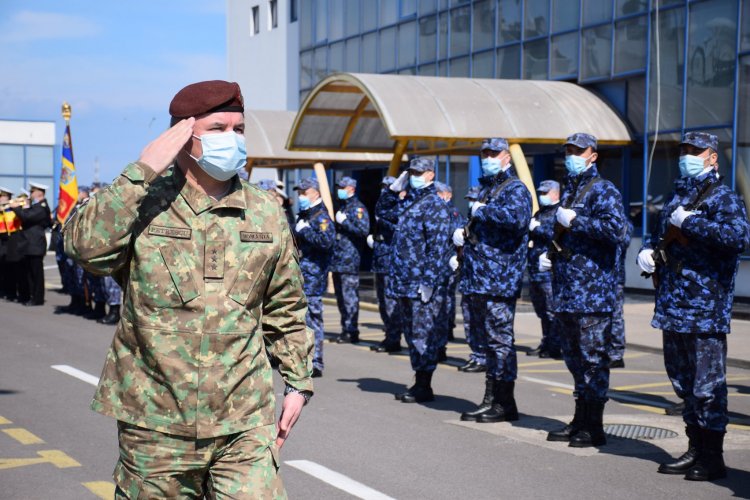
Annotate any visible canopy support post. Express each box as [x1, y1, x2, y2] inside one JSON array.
[[313, 162, 335, 217], [387, 139, 408, 177], [509, 143, 538, 214]]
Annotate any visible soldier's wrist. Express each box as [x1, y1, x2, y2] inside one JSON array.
[[284, 385, 312, 405]]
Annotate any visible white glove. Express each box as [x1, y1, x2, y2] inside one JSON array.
[[556, 207, 577, 228], [637, 249, 656, 274], [529, 218, 541, 232], [390, 171, 409, 192], [418, 284, 433, 303], [449, 255, 459, 272], [335, 211, 347, 224], [538, 252, 552, 272], [295, 219, 310, 232], [471, 201, 486, 216], [367, 235, 374, 249], [452, 228, 465, 247], [669, 205, 696, 229]]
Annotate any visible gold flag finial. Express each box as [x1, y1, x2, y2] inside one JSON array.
[[62, 102, 72, 122]]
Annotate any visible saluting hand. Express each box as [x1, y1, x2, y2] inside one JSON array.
[[138, 118, 196, 175]]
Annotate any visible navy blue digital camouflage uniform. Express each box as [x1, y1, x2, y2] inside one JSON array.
[[331, 177, 370, 339], [436, 182, 465, 352], [104, 275, 122, 305], [372, 180, 402, 347], [551, 157, 625, 403], [294, 182, 336, 372], [86, 272, 106, 304], [460, 165, 532, 382], [527, 182, 561, 356], [641, 134, 749, 432], [383, 167, 452, 374], [610, 220, 633, 363]]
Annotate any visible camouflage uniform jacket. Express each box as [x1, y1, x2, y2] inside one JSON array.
[[551, 165, 625, 313], [330, 196, 369, 273], [382, 183, 452, 298], [372, 189, 397, 274], [294, 201, 335, 297], [459, 168, 531, 297], [641, 171, 750, 334], [64, 162, 313, 439], [527, 202, 558, 283]]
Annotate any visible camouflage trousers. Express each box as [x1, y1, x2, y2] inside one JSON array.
[[85, 272, 106, 303], [375, 273, 401, 345], [114, 421, 285, 499], [609, 284, 626, 361], [436, 273, 458, 349], [398, 287, 445, 372], [470, 295, 517, 381], [558, 312, 612, 402], [306, 296, 324, 371], [461, 294, 486, 365], [528, 280, 560, 354], [332, 272, 360, 335], [663, 331, 728, 432], [104, 275, 122, 305]]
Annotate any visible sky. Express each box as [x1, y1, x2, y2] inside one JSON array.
[[0, 1, 228, 186]]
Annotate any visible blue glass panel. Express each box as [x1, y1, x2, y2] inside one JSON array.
[[497, 44, 521, 78], [380, 27, 397, 71], [551, 0, 578, 33], [345, 37, 360, 71], [648, 7, 684, 131], [401, 0, 418, 17], [0, 145, 24, 175], [329, 41, 345, 72], [451, 6, 471, 56], [419, 0, 437, 15], [581, 24, 612, 79], [472, 50, 494, 78], [26, 147, 54, 176], [381, 0, 399, 25], [419, 16, 438, 62], [345, 0, 360, 36], [315, 0, 327, 42], [550, 32, 578, 78], [524, 0, 550, 38], [399, 21, 417, 67], [497, 0, 522, 43], [450, 56, 470, 76], [329, 0, 345, 40], [614, 15, 647, 74], [300, 50, 313, 88], [300, 0, 314, 48], [524, 38, 549, 79], [473, 0, 495, 51], [362, 32, 377, 72], [742, 1, 750, 52], [583, 0, 612, 26], [616, 0, 647, 17], [363, 0, 378, 31]]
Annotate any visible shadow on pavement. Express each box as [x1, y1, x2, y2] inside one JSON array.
[[0, 389, 19, 395], [338, 377, 476, 413]]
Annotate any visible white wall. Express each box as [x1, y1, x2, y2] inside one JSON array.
[[0, 120, 55, 146]]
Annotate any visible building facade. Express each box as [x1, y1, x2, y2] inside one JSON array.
[[0, 120, 56, 206]]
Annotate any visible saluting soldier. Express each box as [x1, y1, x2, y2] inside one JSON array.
[[64, 80, 313, 498], [638, 132, 750, 481]]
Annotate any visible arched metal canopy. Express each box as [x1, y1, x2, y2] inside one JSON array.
[[286, 73, 632, 156]]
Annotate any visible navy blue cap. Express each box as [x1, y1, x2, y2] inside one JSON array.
[[564, 133, 597, 151], [256, 179, 276, 191], [680, 131, 718, 152], [409, 157, 435, 172], [434, 181, 452, 193], [294, 177, 319, 191], [78, 185, 90, 193], [381, 175, 396, 186], [464, 186, 481, 200], [537, 180, 560, 193], [481, 138, 509, 152], [337, 176, 357, 188]]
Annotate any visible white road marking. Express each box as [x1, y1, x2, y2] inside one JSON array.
[[43, 265, 58, 270], [520, 376, 671, 408], [285, 460, 396, 500], [51, 365, 99, 386], [520, 376, 573, 390]]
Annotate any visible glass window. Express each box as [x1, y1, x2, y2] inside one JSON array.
[[329, 41, 345, 72], [498, 0, 522, 43], [550, 32, 578, 78], [0, 145, 24, 175], [627, 76, 645, 134], [451, 6, 471, 56], [616, 0, 647, 17], [472, 0, 495, 51], [381, 0, 398, 25], [419, 0, 437, 16], [614, 15, 647, 74], [26, 147, 53, 177], [315, 0, 327, 42], [583, 0, 612, 26], [742, 0, 750, 52], [581, 24, 612, 80], [439, 12, 449, 59], [472, 50, 494, 78], [419, 63, 437, 75], [362, 32, 377, 72], [270, 0, 278, 29], [290, 0, 299, 22], [399, 21, 417, 67], [419, 16, 438, 63], [401, 0, 417, 17], [524, 39, 549, 79], [524, 0, 549, 38], [300, 0, 314, 47], [345, 0, 360, 36], [737, 55, 750, 215], [313, 47, 327, 83], [439, 60, 449, 76], [648, 7, 685, 132], [551, 0, 579, 33], [399, 67, 417, 75], [345, 37, 360, 71], [450, 56, 470, 77], [252, 6, 260, 35], [497, 44, 521, 78], [380, 27, 397, 71], [362, 0, 377, 31], [300, 50, 313, 88], [685, 0, 737, 128], [329, 0, 345, 40]]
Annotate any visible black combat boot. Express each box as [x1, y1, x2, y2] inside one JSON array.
[[547, 399, 585, 442], [97, 304, 120, 325], [400, 371, 435, 403], [84, 301, 106, 320], [335, 332, 359, 344], [437, 347, 447, 362], [665, 401, 685, 416], [476, 381, 519, 423], [371, 340, 401, 353], [460, 378, 495, 421], [658, 425, 700, 474], [70, 295, 90, 316], [569, 400, 607, 447], [685, 429, 727, 481]]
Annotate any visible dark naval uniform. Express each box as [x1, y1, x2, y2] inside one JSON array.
[[331, 178, 369, 344], [640, 131, 749, 481], [14, 195, 51, 305]]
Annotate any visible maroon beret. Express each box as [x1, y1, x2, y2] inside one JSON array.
[[169, 80, 244, 118]]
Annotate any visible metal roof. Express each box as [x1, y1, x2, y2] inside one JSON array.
[[244, 109, 397, 168], [287, 73, 632, 155]]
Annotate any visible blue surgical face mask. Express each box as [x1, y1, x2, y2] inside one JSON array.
[[410, 174, 428, 189], [481, 157, 503, 176], [679, 154, 707, 178], [565, 154, 590, 175], [539, 194, 553, 206], [191, 131, 247, 181], [298, 195, 311, 211], [468, 201, 475, 208], [337, 189, 348, 200]]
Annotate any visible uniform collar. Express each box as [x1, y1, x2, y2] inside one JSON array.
[[173, 164, 246, 215], [479, 166, 516, 186]]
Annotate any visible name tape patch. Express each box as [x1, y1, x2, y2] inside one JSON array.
[[240, 231, 273, 243], [148, 225, 192, 239]]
